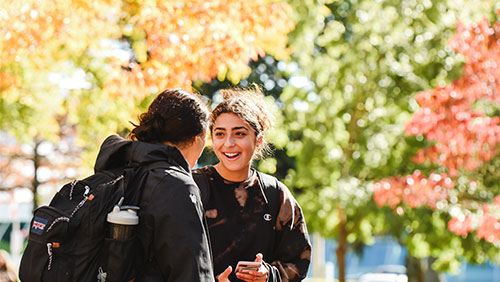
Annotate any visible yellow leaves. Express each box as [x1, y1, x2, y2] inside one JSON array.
[[0, 0, 121, 95], [121, 0, 294, 88], [1, 0, 293, 147], [97, 0, 295, 98], [0, 0, 123, 140], [102, 59, 148, 100], [1, 0, 293, 96], [132, 40, 148, 63], [227, 65, 253, 84]]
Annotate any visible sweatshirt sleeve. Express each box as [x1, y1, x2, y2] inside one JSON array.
[[268, 182, 312, 282], [143, 169, 214, 282]]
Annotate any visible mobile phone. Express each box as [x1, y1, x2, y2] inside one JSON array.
[[236, 261, 261, 273]]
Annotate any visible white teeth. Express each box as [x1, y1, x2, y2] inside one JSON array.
[[225, 153, 238, 157]]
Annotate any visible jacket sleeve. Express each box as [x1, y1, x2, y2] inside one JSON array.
[[142, 169, 214, 282], [267, 182, 312, 282]]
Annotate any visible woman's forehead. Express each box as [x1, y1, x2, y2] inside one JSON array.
[[214, 113, 248, 127]]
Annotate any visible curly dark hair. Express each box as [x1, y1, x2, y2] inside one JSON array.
[[129, 88, 209, 145]]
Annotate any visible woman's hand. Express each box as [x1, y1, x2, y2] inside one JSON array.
[[235, 253, 269, 282], [217, 266, 233, 282]]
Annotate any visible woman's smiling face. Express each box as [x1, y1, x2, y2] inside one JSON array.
[[212, 113, 260, 181]]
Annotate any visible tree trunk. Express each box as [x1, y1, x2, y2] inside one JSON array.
[[406, 256, 425, 282], [32, 139, 41, 211], [407, 257, 446, 282], [336, 207, 348, 282]]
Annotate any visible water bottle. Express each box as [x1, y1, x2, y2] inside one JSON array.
[[107, 199, 139, 240]]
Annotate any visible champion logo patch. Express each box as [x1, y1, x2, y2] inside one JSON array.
[[31, 217, 48, 235], [263, 213, 272, 222]]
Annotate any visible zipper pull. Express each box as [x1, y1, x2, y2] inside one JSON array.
[[97, 266, 107, 282], [47, 243, 53, 270], [83, 186, 90, 198]]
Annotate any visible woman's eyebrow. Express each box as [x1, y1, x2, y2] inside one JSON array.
[[214, 126, 249, 131], [232, 126, 249, 131]]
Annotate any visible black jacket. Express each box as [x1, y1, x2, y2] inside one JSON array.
[[96, 136, 214, 282]]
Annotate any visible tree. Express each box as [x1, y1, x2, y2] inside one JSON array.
[[280, 0, 497, 281], [374, 10, 500, 273], [0, 132, 82, 209], [0, 0, 294, 205], [1, 0, 294, 143]]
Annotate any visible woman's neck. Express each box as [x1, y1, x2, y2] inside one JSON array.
[[214, 163, 251, 182]]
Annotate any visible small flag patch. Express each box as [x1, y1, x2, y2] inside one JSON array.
[[31, 217, 48, 235]]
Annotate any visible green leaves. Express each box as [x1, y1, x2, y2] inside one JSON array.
[[282, 0, 499, 276]]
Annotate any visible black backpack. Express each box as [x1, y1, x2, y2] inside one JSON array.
[[19, 161, 166, 282]]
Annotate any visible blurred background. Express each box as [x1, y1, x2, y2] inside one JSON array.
[[2, 0, 500, 281]]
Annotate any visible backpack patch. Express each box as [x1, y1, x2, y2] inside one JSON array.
[[31, 217, 48, 235]]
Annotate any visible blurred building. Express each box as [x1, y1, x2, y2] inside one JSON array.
[[0, 191, 33, 266], [306, 234, 500, 282]]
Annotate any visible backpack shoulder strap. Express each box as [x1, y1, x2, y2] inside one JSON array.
[[192, 169, 210, 207], [123, 160, 171, 206], [140, 160, 171, 171], [256, 171, 281, 220]]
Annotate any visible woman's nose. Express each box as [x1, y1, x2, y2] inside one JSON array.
[[224, 135, 235, 146]]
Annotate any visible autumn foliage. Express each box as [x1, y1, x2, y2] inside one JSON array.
[[0, 0, 293, 100], [373, 170, 454, 209], [406, 17, 500, 177], [374, 14, 500, 242], [0, 0, 121, 62]]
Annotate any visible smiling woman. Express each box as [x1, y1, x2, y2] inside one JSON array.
[[212, 112, 258, 181], [194, 88, 311, 282]]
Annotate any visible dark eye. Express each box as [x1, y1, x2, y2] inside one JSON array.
[[214, 132, 224, 137], [235, 131, 246, 136]]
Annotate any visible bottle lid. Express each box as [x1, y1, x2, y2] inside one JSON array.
[[107, 205, 139, 225]]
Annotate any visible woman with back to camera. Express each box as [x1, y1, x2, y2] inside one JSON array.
[[95, 88, 214, 282], [194, 87, 312, 282]]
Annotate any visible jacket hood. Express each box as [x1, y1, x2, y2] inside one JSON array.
[[94, 135, 190, 173]]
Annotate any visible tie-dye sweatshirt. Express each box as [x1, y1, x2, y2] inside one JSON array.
[[194, 166, 311, 282]]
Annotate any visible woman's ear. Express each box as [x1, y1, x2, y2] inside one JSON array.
[[256, 135, 264, 147], [197, 133, 207, 147]]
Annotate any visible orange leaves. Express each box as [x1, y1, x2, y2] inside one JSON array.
[[0, 72, 19, 92], [1, 0, 294, 136], [0, 0, 293, 99], [0, 0, 121, 104], [0, 0, 120, 65], [95, 0, 294, 99], [120, 0, 293, 90]]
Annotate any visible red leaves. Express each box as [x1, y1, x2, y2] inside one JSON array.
[[373, 170, 453, 209], [446, 196, 500, 241], [448, 216, 474, 237], [404, 17, 500, 176], [376, 13, 500, 242], [476, 213, 500, 242]]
